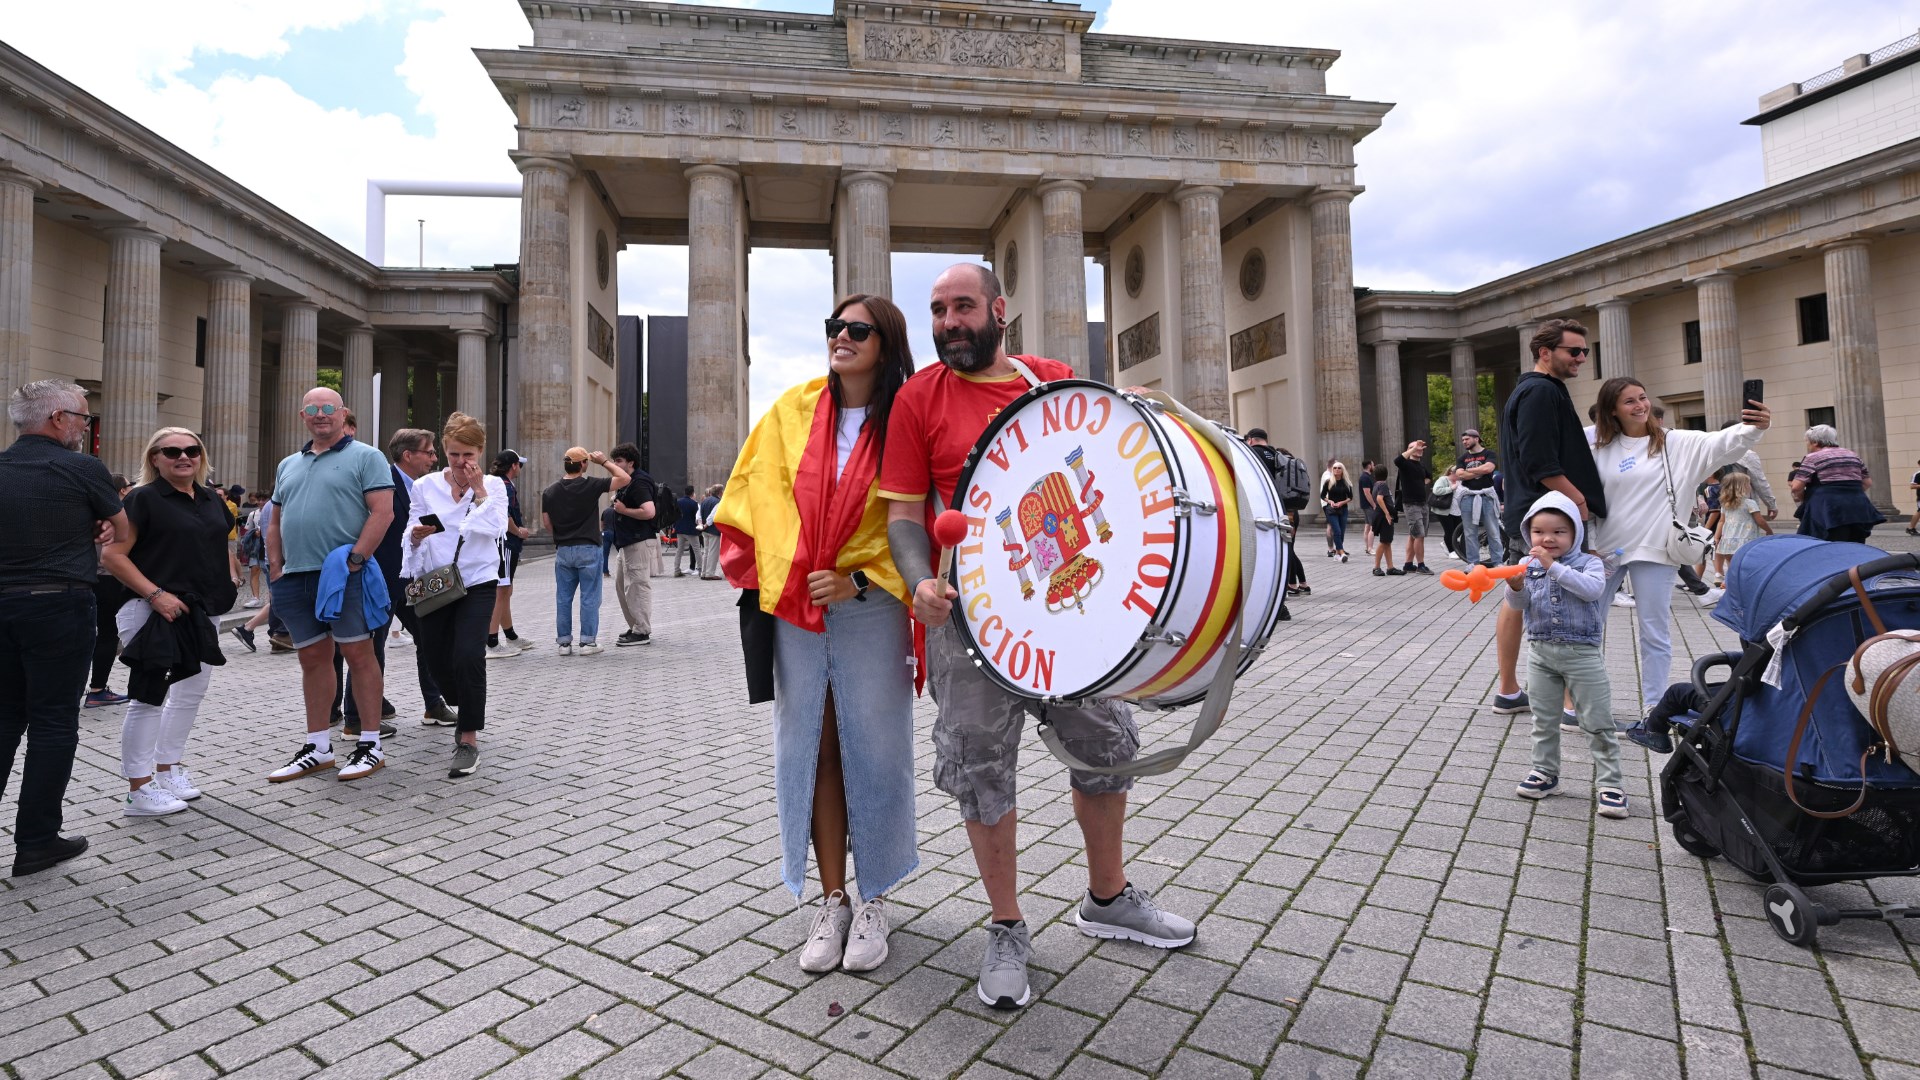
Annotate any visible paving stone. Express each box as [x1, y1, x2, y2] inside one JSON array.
[[1368, 1035, 1467, 1080], [1266, 1042, 1362, 1080], [1081, 997, 1192, 1072], [1683, 1024, 1757, 1080], [1743, 1006, 1866, 1080], [1584, 971, 1680, 1042], [1580, 1022, 1682, 1080], [1319, 942, 1411, 1001], [1386, 981, 1483, 1052], [581, 1021, 711, 1080], [1471, 1029, 1573, 1080], [1286, 986, 1385, 1058], [980, 1002, 1099, 1077]]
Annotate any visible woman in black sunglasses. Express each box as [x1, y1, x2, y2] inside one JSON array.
[[101, 428, 238, 818]]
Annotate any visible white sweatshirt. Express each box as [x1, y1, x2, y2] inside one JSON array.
[[1588, 424, 1764, 565], [400, 473, 511, 585]]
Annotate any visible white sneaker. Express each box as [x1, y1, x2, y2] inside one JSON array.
[[513, 637, 535, 652], [241, 597, 263, 609], [558, 642, 573, 656], [1697, 587, 1725, 609], [152, 765, 200, 801], [576, 642, 604, 656], [125, 784, 189, 817], [336, 741, 385, 781], [388, 629, 412, 648], [484, 642, 520, 661], [799, 891, 852, 973], [842, 897, 891, 972], [267, 742, 335, 783], [1611, 593, 1637, 609]]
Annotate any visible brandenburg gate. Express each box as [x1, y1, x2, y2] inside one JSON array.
[[480, 0, 1392, 506]]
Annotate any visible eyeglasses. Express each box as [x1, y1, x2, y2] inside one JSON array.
[[1557, 346, 1591, 358], [157, 445, 203, 460], [57, 409, 95, 423], [825, 318, 881, 342], [301, 403, 340, 417]]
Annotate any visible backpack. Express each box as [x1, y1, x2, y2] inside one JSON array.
[[1275, 451, 1310, 510]]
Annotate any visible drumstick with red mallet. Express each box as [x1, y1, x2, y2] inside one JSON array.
[[934, 508, 969, 580]]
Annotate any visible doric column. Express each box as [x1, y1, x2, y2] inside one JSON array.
[[100, 226, 165, 474], [1824, 239, 1892, 507], [514, 153, 576, 523], [1309, 188, 1363, 468], [686, 164, 743, 489], [456, 329, 489, 424], [412, 357, 441, 431], [275, 302, 320, 457], [1449, 340, 1477, 450], [202, 270, 252, 487], [1038, 178, 1089, 376], [1373, 340, 1404, 465], [1173, 184, 1228, 423], [375, 344, 408, 447], [342, 325, 375, 434], [840, 171, 892, 299], [1596, 299, 1633, 380], [1517, 323, 1537, 373], [1695, 272, 1743, 430], [0, 166, 37, 448]]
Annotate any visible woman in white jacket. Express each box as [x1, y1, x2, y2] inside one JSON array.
[[1588, 378, 1770, 713], [401, 412, 510, 779]]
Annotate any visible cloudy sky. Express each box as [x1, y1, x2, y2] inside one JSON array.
[[8, 0, 1916, 418]]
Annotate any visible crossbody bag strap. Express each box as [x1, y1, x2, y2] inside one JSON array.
[[1849, 565, 1890, 636], [1783, 663, 1871, 820]]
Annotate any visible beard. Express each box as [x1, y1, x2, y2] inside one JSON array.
[[933, 318, 1002, 374]]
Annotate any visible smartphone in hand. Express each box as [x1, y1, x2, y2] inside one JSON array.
[[418, 513, 444, 531], [1742, 378, 1764, 406]]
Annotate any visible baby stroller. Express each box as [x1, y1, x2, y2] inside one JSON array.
[[1660, 535, 1920, 947]]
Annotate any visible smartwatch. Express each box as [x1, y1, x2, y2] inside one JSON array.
[[850, 569, 871, 602], [347, 552, 367, 571]]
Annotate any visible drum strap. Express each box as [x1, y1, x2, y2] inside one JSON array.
[[1034, 391, 1265, 778]]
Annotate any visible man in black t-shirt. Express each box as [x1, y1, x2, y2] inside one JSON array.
[[606, 443, 658, 646], [1455, 429, 1504, 566], [542, 447, 630, 655], [1393, 441, 1434, 574]]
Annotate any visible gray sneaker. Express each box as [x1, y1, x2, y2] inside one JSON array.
[[799, 891, 851, 974], [448, 742, 478, 778], [1074, 884, 1196, 948], [977, 921, 1032, 1009], [842, 897, 890, 973]]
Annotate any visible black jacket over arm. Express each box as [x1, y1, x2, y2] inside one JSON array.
[[1499, 371, 1607, 540]]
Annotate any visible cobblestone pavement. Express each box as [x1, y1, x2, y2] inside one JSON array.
[[8, 539, 1920, 1079]]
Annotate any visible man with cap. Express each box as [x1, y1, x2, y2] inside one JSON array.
[[1455, 428, 1504, 566], [542, 446, 629, 655], [486, 449, 535, 657]]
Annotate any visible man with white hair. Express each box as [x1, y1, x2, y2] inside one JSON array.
[[0, 380, 128, 876]]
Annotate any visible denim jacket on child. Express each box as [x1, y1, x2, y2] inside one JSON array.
[[1504, 491, 1608, 648]]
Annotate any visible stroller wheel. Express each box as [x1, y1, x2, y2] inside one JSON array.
[[1763, 883, 1820, 948], [1670, 815, 1720, 860]]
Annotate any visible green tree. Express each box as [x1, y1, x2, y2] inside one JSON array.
[[1424, 373, 1501, 473], [316, 367, 344, 394]]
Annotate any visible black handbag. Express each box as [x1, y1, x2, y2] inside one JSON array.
[[739, 589, 776, 704]]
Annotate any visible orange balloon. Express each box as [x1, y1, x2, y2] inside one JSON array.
[[1440, 562, 1526, 603]]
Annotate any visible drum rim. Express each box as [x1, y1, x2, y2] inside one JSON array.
[[948, 378, 1197, 704]]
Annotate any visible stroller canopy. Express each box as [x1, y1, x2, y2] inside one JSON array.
[[1714, 535, 1891, 641]]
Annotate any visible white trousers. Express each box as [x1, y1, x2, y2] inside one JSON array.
[[115, 599, 212, 779]]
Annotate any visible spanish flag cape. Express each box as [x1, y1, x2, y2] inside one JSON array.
[[715, 378, 906, 633]]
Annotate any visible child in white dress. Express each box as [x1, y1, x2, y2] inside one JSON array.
[[1711, 471, 1771, 586]]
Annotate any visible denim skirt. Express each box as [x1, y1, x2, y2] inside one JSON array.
[[771, 590, 919, 901]]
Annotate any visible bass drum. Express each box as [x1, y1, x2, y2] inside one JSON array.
[[947, 379, 1287, 708]]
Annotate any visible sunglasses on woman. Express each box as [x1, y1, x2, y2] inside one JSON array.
[[824, 318, 880, 342], [157, 445, 203, 460]]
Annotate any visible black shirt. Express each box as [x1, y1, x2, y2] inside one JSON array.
[[0, 434, 123, 587], [612, 471, 659, 547], [1458, 447, 1497, 491], [503, 479, 525, 555], [123, 480, 238, 612], [1393, 454, 1432, 508], [1499, 371, 1608, 540], [544, 475, 612, 547]]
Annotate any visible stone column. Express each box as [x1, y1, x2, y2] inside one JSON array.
[[376, 344, 408, 446], [1695, 272, 1743, 430], [1597, 298, 1633, 380], [412, 357, 441, 431], [1309, 188, 1364, 468], [0, 166, 37, 448], [1517, 323, 1537, 373], [1173, 184, 1228, 423], [342, 325, 375, 434], [456, 329, 489, 424], [686, 164, 742, 489], [840, 171, 892, 299], [202, 270, 252, 486], [275, 302, 320, 457], [1038, 178, 1089, 376], [1824, 239, 1893, 508], [1449, 340, 1477, 451], [514, 153, 576, 524], [100, 226, 165, 474], [1374, 340, 1404, 465]]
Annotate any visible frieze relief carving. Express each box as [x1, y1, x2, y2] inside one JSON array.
[[1230, 313, 1286, 371], [1117, 313, 1160, 371], [864, 24, 1065, 71], [554, 98, 585, 126], [613, 104, 638, 129]]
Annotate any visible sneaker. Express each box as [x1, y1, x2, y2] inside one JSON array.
[[387, 628, 412, 648], [576, 642, 604, 656], [124, 784, 190, 817], [1339, 553, 1349, 563], [558, 642, 573, 657], [513, 637, 535, 652], [448, 742, 479, 778], [83, 689, 128, 708], [1074, 884, 1196, 948], [329, 709, 344, 728], [1561, 708, 1581, 734], [1373, 568, 1386, 577], [1611, 593, 1637, 609], [1491, 690, 1530, 715], [1385, 567, 1406, 576], [337, 741, 384, 781], [1624, 719, 1674, 755], [1326, 549, 1336, 558], [842, 897, 891, 972], [151, 766, 200, 801], [1697, 587, 1725, 609], [615, 631, 651, 647], [242, 596, 264, 609], [1403, 562, 1417, 573], [799, 891, 852, 973], [230, 626, 257, 653], [381, 700, 396, 721], [267, 742, 335, 783], [423, 702, 459, 727], [1414, 564, 1434, 576], [977, 921, 1033, 1009], [1597, 788, 1630, 819], [485, 642, 521, 660], [267, 632, 294, 651], [1516, 771, 1560, 799]]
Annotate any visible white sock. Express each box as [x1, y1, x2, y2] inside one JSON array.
[[310, 730, 332, 755], [360, 730, 381, 750]]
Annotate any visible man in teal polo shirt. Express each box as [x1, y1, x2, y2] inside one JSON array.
[[264, 387, 394, 784]]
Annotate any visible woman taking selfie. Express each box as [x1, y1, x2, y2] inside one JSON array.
[[716, 294, 918, 976]]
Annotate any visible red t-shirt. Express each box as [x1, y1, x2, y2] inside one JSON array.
[[879, 355, 1075, 509]]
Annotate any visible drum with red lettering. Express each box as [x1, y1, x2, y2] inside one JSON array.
[[947, 379, 1288, 707]]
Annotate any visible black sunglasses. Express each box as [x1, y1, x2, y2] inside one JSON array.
[[158, 445, 203, 460], [1557, 346, 1591, 358], [825, 318, 881, 343]]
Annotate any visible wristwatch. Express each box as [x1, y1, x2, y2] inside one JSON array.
[[850, 569, 871, 602], [347, 552, 367, 570]]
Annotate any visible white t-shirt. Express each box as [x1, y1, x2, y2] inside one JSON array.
[[1588, 424, 1763, 565], [836, 406, 869, 479]]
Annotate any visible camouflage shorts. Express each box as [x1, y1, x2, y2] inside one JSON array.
[[925, 621, 1138, 826]]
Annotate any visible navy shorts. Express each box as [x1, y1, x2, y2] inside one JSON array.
[[270, 569, 378, 648]]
